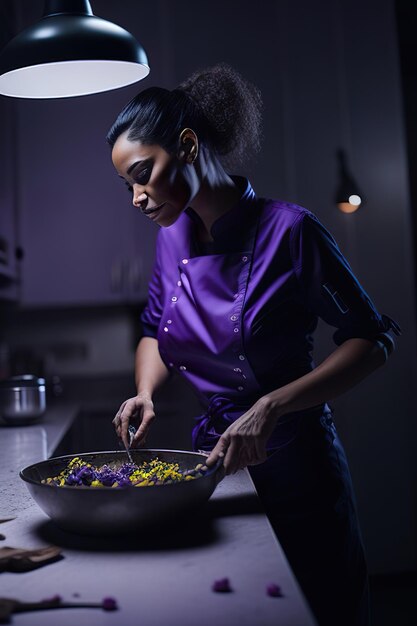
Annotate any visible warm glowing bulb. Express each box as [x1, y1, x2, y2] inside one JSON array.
[[337, 195, 362, 213], [348, 194, 361, 206], [338, 202, 358, 214]]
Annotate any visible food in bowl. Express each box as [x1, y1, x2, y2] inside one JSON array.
[[21, 450, 223, 534], [41, 456, 208, 488]]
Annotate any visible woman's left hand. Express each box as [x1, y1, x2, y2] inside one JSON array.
[[205, 396, 279, 474]]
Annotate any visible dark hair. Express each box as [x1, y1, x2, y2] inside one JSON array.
[[106, 63, 262, 169]]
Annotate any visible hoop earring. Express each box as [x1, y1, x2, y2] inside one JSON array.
[[179, 128, 198, 164], [187, 146, 198, 164]]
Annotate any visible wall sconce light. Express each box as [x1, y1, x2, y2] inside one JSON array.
[[0, 0, 149, 99], [335, 149, 364, 214]]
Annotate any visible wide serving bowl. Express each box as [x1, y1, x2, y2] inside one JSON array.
[[20, 449, 224, 535]]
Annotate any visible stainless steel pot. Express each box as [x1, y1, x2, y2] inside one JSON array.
[[20, 449, 224, 535], [0, 375, 46, 424]]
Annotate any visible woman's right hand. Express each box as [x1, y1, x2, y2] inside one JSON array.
[[112, 391, 155, 449]]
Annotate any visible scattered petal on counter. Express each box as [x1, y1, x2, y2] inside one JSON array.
[[41, 595, 62, 604], [266, 583, 283, 597], [212, 577, 232, 592], [102, 597, 118, 611]]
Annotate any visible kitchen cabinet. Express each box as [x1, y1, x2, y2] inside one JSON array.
[[0, 96, 17, 286], [53, 409, 120, 456], [14, 95, 158, 307], [0, 3, 18, 292], [16, 172, 158, 307]]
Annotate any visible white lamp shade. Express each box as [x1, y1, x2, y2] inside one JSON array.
[[0, 2, 150, 98]]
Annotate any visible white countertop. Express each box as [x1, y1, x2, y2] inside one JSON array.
[[0, 405, 316, 626]]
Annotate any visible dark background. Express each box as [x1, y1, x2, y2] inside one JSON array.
[[0, 1, 416, 621]]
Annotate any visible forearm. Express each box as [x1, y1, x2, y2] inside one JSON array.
[[206, 336, 394, 472], [135, 337, 170, 396], [268, 337, 390, 419]]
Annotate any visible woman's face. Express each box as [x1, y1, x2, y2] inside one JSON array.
[[111, 131, 199, 227]]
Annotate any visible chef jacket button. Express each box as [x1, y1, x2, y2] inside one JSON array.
[[163, 327, 169, 332], [179, 365, 187, 371], [169, 362, 174, 367], [237, 386, 244, 392], [171, 296, 178, 302], [182, 259, 189, 264], [242, 256, 248, 262], [230, 315, 238, 321], [167, 319, 172, 324], [239, 354, 245, 361], [177, 281, 182, 287], [233, 328, 239, 333]]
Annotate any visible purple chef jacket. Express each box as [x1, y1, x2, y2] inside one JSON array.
[[141, 176, 400, 451]]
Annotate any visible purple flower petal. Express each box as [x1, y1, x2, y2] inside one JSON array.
[[212, 577, 232, 592], [266, 583, 283, 597], [41, 594, 62, 604], [102, 597, 118, 611]]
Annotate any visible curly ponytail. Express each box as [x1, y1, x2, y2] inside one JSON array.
[[178, 63, 262, 168], [106, 63, 262, 169]]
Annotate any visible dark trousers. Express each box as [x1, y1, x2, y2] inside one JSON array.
[[249, 413, 370, 626]]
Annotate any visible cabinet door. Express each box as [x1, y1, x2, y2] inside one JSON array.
[[0, 2, 17, 287], [0, 97, 17, 285], [16, 96, 157, 307]]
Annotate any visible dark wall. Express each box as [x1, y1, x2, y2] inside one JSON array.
[[396, 0, 417, 302]]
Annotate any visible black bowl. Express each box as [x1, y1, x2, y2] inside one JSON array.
[[20, 449, 223, 535]]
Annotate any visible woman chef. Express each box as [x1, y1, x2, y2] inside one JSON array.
[[107, 64, 400, 626]]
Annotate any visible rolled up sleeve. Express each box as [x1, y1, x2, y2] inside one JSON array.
[[290, 212, 401, 345]]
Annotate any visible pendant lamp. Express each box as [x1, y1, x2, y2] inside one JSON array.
[[0, 0, 149, 99], [335, 149, 364, 214]]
